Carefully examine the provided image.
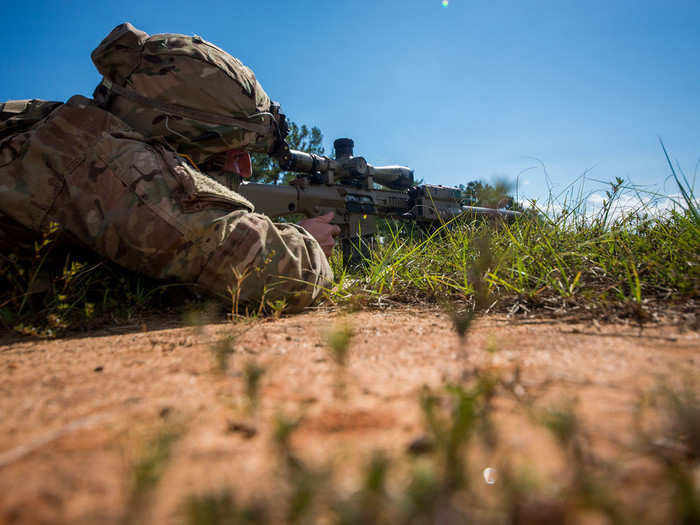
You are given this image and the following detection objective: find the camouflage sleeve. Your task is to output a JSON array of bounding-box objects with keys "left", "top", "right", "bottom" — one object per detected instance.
[
  {"left": 0, "top": 96, "right": 332, "bottom": 312},
  {"left": 195, "top": 212, "right": 332, "bottom": 311}
]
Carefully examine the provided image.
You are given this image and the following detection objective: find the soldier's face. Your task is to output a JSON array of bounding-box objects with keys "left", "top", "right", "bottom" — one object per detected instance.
[{"left": 223, "top": 150, "right": 252, "bottom": 179}]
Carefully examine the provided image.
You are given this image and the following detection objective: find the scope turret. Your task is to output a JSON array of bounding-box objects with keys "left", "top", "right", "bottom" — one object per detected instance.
[{"left": 333, "top": 138, "right": 354, "bottom": 159}]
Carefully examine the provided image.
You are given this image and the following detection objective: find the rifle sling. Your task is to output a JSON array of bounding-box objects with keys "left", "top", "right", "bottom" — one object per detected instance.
[{"left": 100, "top": 79, "right": 271, "bottom": 136}]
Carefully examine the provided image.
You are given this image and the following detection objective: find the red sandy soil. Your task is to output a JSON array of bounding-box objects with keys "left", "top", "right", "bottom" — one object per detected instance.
[{"left": 0, "top": 309, "right": 697, "bottom": 524}]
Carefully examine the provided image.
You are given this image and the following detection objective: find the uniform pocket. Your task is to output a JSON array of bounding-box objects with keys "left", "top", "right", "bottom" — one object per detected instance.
[{"left": 0, "top": 127, "right": 66, "bottom": 231}]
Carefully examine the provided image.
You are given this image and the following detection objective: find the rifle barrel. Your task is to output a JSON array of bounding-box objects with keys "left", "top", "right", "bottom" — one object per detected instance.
[{"left": 461, "top": 205, "right": 521, "bottom": 218}]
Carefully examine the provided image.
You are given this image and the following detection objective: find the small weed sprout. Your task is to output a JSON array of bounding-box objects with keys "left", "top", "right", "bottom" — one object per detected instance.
[
  {"left": 270, "top": 413, "right": 329, "bottom": 524},
  {"left": 125, "top": 427, "right": 181, "bottom": 523},
  {"left": 665, "top": 385, "right": 700, "bottom": 459},
  {"left": 540, "top": 406, "right": 578, "bottom": 447},
  {"left": 325, "top": 322, "right": 354, "bottom": 397},
  {"left": 227, "top": 266, "right": 251, "bottom": 318},
  {"left": 417, "top": 380, "right": 497, "bottom": 498},
  {"left": 244, "top": 362, "right": 265, "bottom": 413},
  {"left": 273, "top": 413, "right": 300, "bottom": 452},
  {"left": 447, "top": 305, "right": 475, "bottom": 342},
  {"left": 443, "top": 232, "right": 495, "bottom": 344},
  {"left": 266, "top": 298, "right": 288, "bottom": 319},
  {"left": 485, "top": 333, "right": 499, "bottom": 353},
  {"left": 334, "top": 453, "right": 391, "bottom": 524},
  {"left": 325, "top": 322, "right": 354, "bottom": 367},
  {"left": 211, "top": 335, "right": 235, "bottom": 373}
]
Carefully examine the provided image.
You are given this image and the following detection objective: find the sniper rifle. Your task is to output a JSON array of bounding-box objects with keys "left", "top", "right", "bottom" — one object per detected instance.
[{"left": 211, "top": 138, "right": 519, "bottom": 262}]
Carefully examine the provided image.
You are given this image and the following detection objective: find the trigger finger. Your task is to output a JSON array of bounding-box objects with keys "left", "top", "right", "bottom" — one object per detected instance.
[{"left": 330, "top": 225, "right": 342, "bottom": 236}]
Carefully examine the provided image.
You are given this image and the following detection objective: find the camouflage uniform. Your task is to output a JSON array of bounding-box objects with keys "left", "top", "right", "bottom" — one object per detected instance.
[{"left": 0, "top": 24, "right": 332, "bottom": 312}]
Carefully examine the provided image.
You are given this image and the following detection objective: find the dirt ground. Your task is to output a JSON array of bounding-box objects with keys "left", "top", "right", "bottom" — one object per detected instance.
[{"left": 0, "top": 309, "right": 698, "bottom": 524}]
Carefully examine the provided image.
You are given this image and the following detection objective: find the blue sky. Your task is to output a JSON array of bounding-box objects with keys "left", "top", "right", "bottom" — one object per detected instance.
[{"left": 2, "top": 0, "right": 698, "bottom": 205}]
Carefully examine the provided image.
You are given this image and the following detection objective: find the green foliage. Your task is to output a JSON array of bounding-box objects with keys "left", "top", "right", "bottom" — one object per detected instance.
[
  {"left": 0, "top": 223, "right": 187, "bottom": 337},
  {"left": 250, "top": 121, "right": 324, "bottom": 184},
  {"left": 460, "top": 178, "right": 521, "bottom": 210}
]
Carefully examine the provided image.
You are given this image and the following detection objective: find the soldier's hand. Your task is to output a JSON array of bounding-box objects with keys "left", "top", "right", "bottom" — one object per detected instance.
[{"left": 299, "top": 212, "right": 341, "bottom": 257}]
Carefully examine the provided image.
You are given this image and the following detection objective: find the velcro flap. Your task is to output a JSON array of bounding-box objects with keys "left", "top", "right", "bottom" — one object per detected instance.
[
  {"left": 173, "top": 161, "right": 254, "bottom": 213},
  {"left": 2, "top": 100, "right": 30, "bottom": 114}
]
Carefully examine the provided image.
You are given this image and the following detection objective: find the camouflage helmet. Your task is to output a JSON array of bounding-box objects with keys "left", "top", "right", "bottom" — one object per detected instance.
[{"left": 91, "top": 23, "right": 285, "bottom": 163}]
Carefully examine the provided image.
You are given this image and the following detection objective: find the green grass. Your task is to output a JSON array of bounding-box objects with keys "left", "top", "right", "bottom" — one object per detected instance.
[{"left": 328, "top": 177, "right": 699, "bottom": 322}]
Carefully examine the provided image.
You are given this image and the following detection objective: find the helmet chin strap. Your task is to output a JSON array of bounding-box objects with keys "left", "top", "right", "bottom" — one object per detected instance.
[{"left": 164, "top": 115, "right": 195, "bottom": 145}]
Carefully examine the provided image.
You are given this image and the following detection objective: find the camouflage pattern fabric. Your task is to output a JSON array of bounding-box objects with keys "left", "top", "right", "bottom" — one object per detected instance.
[
  {"left": 0, "top": 99, "right": 62, "bottom": 140},
  {"left": 0, "top": 96, "right": 332, "bottom": 311},
  {"left": 91, "top": 23, "right": 279, "bottom": 165}
]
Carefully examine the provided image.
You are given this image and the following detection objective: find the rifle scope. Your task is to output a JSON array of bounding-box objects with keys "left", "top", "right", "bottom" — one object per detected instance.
[{"left": 278, "top": 138, "right": 414, "bottom": 191}]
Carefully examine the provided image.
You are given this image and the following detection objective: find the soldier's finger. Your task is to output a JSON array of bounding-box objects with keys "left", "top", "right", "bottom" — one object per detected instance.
[
  {"left": 317, "top": 211, "right": 335, "bottom": 223},
  {"left": 330, "top": 225, "right": 341, "bottom": 236}
]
